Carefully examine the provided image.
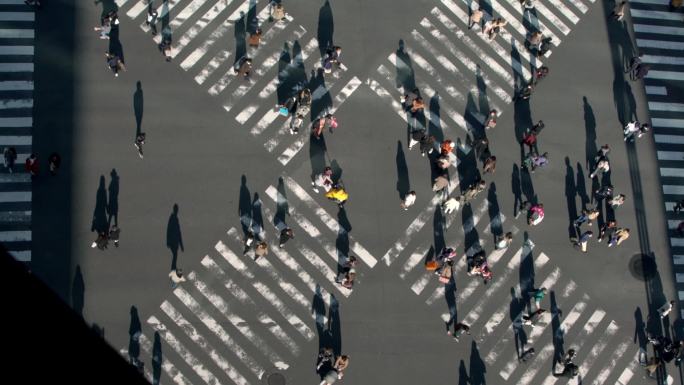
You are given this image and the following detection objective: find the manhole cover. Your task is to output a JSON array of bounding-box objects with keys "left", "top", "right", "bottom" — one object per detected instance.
[
  {"left": 629, "top": 254, "right": 658, "bottom": 281},
  {"left": 267, "top": 373, "right": 286, "bottom": 385}
]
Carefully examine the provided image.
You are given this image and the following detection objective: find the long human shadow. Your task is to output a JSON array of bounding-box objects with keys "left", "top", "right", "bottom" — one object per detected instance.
[
  {"left": 510, "top": 36, "right": 527, "bottom": 92},
  {"left": 310, "top": 68, "right": 332, "bottom": 120},
  {"left": 550, "top": 291, "right": 565, "bottom": 366},
  {"left": 330, "top": 159, "right": 343, "bottom": 185},
  {"left": 72, "top": 265, "right": 85, "bottom": 317},
  {"left": 395, "top": 39, "right": 416, "bottom": 91},
  {"left": 583, "top": 96, "right": 597, "bottom": 171},
  {"left": 428, "top": 94, "right": 444, "bottom": 143},
  {"left": 520, "top": 166, "right": 536, "bottom": 205},
  {"left": 463, "top": 203, "right": 481, "bottom": 254},
  {"left": 487, "top": 182, "right": 503, "bottom": 240},
  {"left": 519, "top": 231, "right": 536, "bottom": 313},
  {"left": 309, "top": 134, "right": 328, "bottom": 182},
  {"left": 92, "top": 175, "right": 109, "bottom": 234},
  {"left": 251, "top": 193, "right": 264, "bottom": 237},
  {"left": 512, "top": 164, "right": 523, "bottom": 218},
  {"left": 239, "top": 175, "right": 252, "bottom": 236},
  {"left": 108, "top": 169, "right": 119, "bottom": 227},
  {"left": 108, "top": 21, "right": 125, "bottom": 62},
  {"left": 275, "top": 42, "right": 292, "bottom": 104},
  {"left": 521, "top": 7, "right": 540, "bottom": 35},
  {"left": 513, "top": 95, "right": 533, "bottom": 143},
  {"left": 335, "top": 227, "right": 349, "bottom": 278},
  {"left": 337, "top": 206, "right": 352, "bottom": 233},
  {"left": 634, "top": 307, "right": 648, "bottom": 352},
  {"left": 134, "top": 81, "right": 143, "bottom": 136},
  {"left": 152, "top": 331, "right": 162, "bottom": 385},
  {"left": 476, "top": 65, "right": 490, "bottom": 121},
  {"left": 445, "top": 275, "right": 458, "bottom": 331},
  {"left": 510, "top": 287, "right": 528, "bottom": 357},
  {"left": 434, "top": 204, "right": 446, "bottom": 254},
  {"left": 396, "top": 141, "right": 410, "bottom": 200},
  {"left": 128, "top": 306, "right": 141, "bottom": 365},
  {"left": 464, "top": 92, "right": 481, "bottom": 139},
  {"left": 457, "top": 137, "right": 480, "bottom": 194},
  {"left": 246, "top": 0, "right": 258, "bottom": 34},
  {"left": 564, "top": 157, "right": 578, "bottom": 239},
  {"left": 458, "top": 360, "right": 469, "bottom": 385},
  {"left": 274, "top": 177, "right": 289, "bottom": 230},
  {"left": 576, "top": 163, "right": 590, "bottom": 214},
  {"left": 312, "top": 285, "right": 327, "bottom": 351},
  {"left": 233, "top": 11, "right": 247, "bottom": 66},
  {"left": 469, "top": 341, "right": 487, "bottom": 385},
  {"left": 329, "top": 295, "right": 342, "bottom": 357},
  {"left": 95, "top": 0, "right": 118, "bottom": 18},
  {"left": 317, "top": 0, "right": 334, "bottom": 57},
  {"left": 160, "top": 0, "right": 171, "bottom": 32},
  {"left": 166, "top": 204, "right": 184, "bottom": 270}
]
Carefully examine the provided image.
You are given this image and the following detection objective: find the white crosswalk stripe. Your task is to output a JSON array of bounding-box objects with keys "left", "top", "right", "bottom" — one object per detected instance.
[{"left": 0, "top": 5, "right": 34, "bottom": 263}]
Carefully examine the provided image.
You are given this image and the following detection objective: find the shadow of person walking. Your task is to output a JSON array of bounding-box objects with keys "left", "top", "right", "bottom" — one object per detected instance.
[
  {"left": 92, "top": 175, "right": 109, "bottom": 234},
  {"left": 134, "top": 81, "right": 143, "bottom": 136},
  {"left": 108, "top": 169, "right": 119, "bottom": 227},
  {"left": 317, "top": 0, "right": 334, "bottom": 57},
  {"left": 72, "top": 265, "right": 85, "bottom": 317},
  {"left": 166, "top": 204, "right": 184, "bottom": 270},
  {"left": 152, "top": 331, "right": 162, "bottom": 385}
]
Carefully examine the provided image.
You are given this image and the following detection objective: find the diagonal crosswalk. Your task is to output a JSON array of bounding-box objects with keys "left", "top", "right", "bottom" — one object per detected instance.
[{"left": 0, "top": 0, "right": 34, "bottom": 262}]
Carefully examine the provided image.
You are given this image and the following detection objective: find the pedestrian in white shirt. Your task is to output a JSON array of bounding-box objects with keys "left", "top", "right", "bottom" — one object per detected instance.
[
  {"left": 169, "top": 269, "right": 186, "bottom": 289},
  {"left": 400, "top": 191, "right": 417, "bottom": 210},
  {"left": 658, "top": 300, "right": 675, "bottom": 319}
]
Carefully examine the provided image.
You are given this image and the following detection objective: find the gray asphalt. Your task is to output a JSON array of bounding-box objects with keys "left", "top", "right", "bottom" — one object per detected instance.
[{"left": 26, "top": 0, "right": 683, "bottom": 384}]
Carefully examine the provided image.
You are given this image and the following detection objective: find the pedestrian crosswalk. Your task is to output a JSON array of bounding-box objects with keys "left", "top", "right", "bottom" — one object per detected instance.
[
  {"left": 116, "top": 0, "right": 360, "bottom": 167},
  {"left": 0, "top": 0, "right": 34, "bottom": 262},
  {"left": 120, "top": 174, "right": 648, "bottom": 385},
  {"left": 628, "top": 0, "right": 684, "bottom": 320}
]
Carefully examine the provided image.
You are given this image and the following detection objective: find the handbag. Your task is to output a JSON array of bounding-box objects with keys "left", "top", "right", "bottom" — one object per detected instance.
[
  {"left": 438, "top": 275, "right": 450, "bottom": 284},
  {"left": 425, "top": 260, "right": 438, "bottom": 271}
]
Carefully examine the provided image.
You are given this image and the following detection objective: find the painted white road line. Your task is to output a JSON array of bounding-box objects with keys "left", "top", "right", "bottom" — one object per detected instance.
[
  {"left": 200, "top": 255, "right": 300, "bottom": 354},
  {"left": 646, "top": 70, "right": 684, "bottom": 82},
  {"left": 643, "top": 55, "right": 684, "bottom": 66},
  {"left": 126, "top": 0, "right": 150, "bottom": 19},
  {"left": 0, "top": 81, "right": 33, "bottom": 91},
  {"left": 653, "top": 117, "right": 684, "bottom": 127},
  {"left": 277, "top": 77, "right": 363, "bottom": 164},
  {"left": 0, "top": 12, "right": 34, "bottom": 21},
  {"left": 194, "top": 50, "right": 232, "bottom": 84},
  {"left": 0, "top": 191, "right": 31, "bottom": 202},
  {"left": 0, "top": 231, "right": 30, "bottom": 242},
  {"left": 283, "top": 177, "right": 378, "bottom": 267},
  {"left": 0, "top": 173, "right": 31, "bottom": 183},
  {"left": 137, "top": 332, "right": 194, "bottom": 385},
  {"left": 0, "top": 134, "right": 32, "bottom": 144},
  {"left": 412, "top": 28, "right": 511, "bottom": 103},
  {"left": 637, "top": 38, "right": 684, "bottom": 51},
  {"left": 262, "top": 187, "right": 342, "bottom": 264},
  {"left": 216, "top": 238, "right": 316, "bottom": 340},
  {"left": 367, "top": 76, "right": 410, "bottom": 123},
  {"left": 0, "top": 0, "right": 30, "bottom": 4},
  {"left": 533, "top": 1, "right": 571, "bottom": 35},
  {"left": 645, "top": 85, "right": 667, "bottom": 95},
  {"left": 147, "top": 316, "right": 223, "bottom": 385},
  {"left": 118, "top": 348, "right": 155, "bottom": 383},
  {"left": 172, "top": 0, "right": 236, "bottom": 57},
  {"left": 627, "top": 0, "right": 663, "bottom": 3},
  {"left": 668, "top": 220, "right": 684, "bottom": 230},
  {"left": 422, "top": 17, "right": 515, "bottom": 89},
  {"left": 0, "top": 99, "right": 32, "bottom": 109},
  {"left": 649, "top": 102, "right": 684, "bottom": 112},
  {"left": 188, "top": 272, "right": 288, "bottom": 368},
  {"left": 0, "top": 29, "right": 34, "bottom": 38},
  {"left": 255, "top": 38, "right": 320, "bottom": 101},
  {"left": 634, "top": 24, "right": 684, "bottom": 36},
  {"left": 0, "top": 46, "right": 33, "bottom": 55},
  {"left": 677, "top": 273, "right": 684, "bottom": 283},
  {"left": 549, "top": 0, "right": 581, "bottom": 23},
  {"left": 661, "top": 168, "right": 684, "bottom": 178},
  {"left": 170, "top": 288, "right": 266, "bottom": 380},
  {"left": 179, "top": 0, "right": 252, "bottom": 70},
  {"left": 657, "top": 151, "right": 684, "bottom": 161},
  {"left": 591, "top": 341, "right": 631, "bottom": 385},
  {"left": 0, "top": 63, "right": 33, "bottom": 72},
  {"left": 0, "top": 117, "right": 32, "bottom": 127},
  {"left": 672, "top": 238, "right": 684, "bottom": 247},
  {"left": 674, "top": 254, "right": 684, "bottom": 265},
  {"left": 10, "top": 250, "right": 30, "bottom": 261},
  {"left": 504, "top": 0, "right": 562, "bottom": 46},
  {"left": 655, "top": 134, "right": 684, "bottom": 144},
  {"left": 149, "top": 0, "right": 207, "bottom": 44},
  {"left": 397, "top": 44, "right": 465, "bottom": 103},
  {"left": 434, "top": 5, "right": 532, "bottom": 80},
  {"left": 140, "top": 0, "right": 181, "bottom": 33}
]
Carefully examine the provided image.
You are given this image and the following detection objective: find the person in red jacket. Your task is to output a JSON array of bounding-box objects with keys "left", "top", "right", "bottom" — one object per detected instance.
[{"left": 25, "top": 153, "right": 39, "bottom": 176}]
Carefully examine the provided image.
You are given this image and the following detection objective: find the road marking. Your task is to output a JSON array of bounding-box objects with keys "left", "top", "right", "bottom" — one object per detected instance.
[
  {"left": 661, "top": 168, "right": 684, "bottom": 178},
  {"left": 126, "top": 0, "right": 150, "bottom": 19},
  {"left": 631, "top": 8, "right": 684, "bottom": 21},
  {"left": 649, "top": 102, "right": 684, "bottom": 112},
  {"left": 172, "top": 0, "right": 236, "bottom": 57},
  {"left": 10, "top": 250, "right": 30, "bottom": 261},
  {"left": 200, "top": 255, "right": 300, "bottom": 354},
  {"left": 149, "top": 0, "right": 207, "bottom": 43},
  {"left": 216, "top": 238, "right": 316, "bottom": 339},
  {"left": 645, "top": 85, "right": 667, "bottom": 95},
  {"left": 170, "top": 288, "right": 266, "bottom": 379},
  {"left": 139, "top": 332, "right": 194, "bottom": 385},
  {"left": 655, "top": 134, "right": 684, "bottom": 144},
  {"left": 637, "top": 38, "right": 684, "bottom": 51},
  {"left": 498, "top": 0, "right": 561, "bottom": 46},
  {"left": 0, "top": 63, "right": 33, "bottom": 72},
  {"left": 674, "top": 254, "right": 684, "bottom": 265},
  {"left": 189, "top": 273, "right": 289, "bottom": 368},
  {"left": 634, "top": 24, "right": 684, "bottom": 36},
  {"left": 147, "top": 315, "right": 227, "bottom": 385},
  {"left": 0, "top": 12, "right": 34, "bottom": 21},
  {"left": 0, "top": 29, "right": 34, "bottom": 38},
  {"left": 0, "top": 231, "right": 30, "bottom": 242},
  {"left": 0, "top": 117, "right": 31, "bottom": 127},
  {"left": 0, "top": 46, "right": 33, "bottom": 55},
  {"left": 591, "top": 341, "right": 631, "bottom": 385},
  {"left": 657, "top": 151, "right": 684, "bottom": 161},
  {"left": 0, "top": 99, "right": 32, "bottom": 109},
  {"left": 0, "top": 191, "right": 31, "bottom": 202},
  {"left": 283, "top": 177, "right": 378, "bottom": 267},
  {"left": 0, "top": 81, "right": 33, "bottom": 91},
  {"left": 647, "top": 70, "right": 684, "bottom": 82}
]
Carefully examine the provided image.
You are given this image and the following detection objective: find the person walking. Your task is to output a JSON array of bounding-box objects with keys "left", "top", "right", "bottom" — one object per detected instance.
[
  {"left": 609, "top": 1, "right": 627, "bottom": 21},
  {"left": 25, "top": 153, "right": 39, "bottom": 176},
  {"left": 634, "top": 63, "right": 651, "bottom": 80},
  {"left": 658, "top": 300, "right": 676, "bottom": 319},
  {"left": 598, "top": 220, "right": 617, "bottom": 243},
  {"left": 609, "top": 194, "right": 626, "bottom": 209},
  {"left": 527, "top": 203, "right": 545, "bottom": 226},
  {"left": 626, "top": 53, "right": 643, "bottom": 80},
  {"left": 48, "top": 152, "right": 61, "bottom": 175},
  {"left": 571, "top": 230, "right": 593, "bottom": 253},
  {"left": 169, "top": 269, "right": 186, "bottom": 289},
  {"left": 468, "top": 3, "right": 484, "bottom": 30},
  {"left": 109, "top": 225, "right": 121, "bottom": 247},
  {"left": 332, "top": 355, "right": 349, "bottom": 379},
  {"left": 448, "top": 322, "right": 471, "bottom": 341},
  {"left": 443, "top": 196, "right": 460, "bottom": 214},
  {"left": 608, "top": 228, "right": 630, "bottom": 247},
  {"left": 590, "top": 157, "right": 610, "bottom": 179},
  {"left": 254, "top": 241, "right": 268, "bottom": 261},
  {"left": 400, "top": 191, "right": 417, "bottom": 210},
  {"left": 269, "top": 2, "right": 286, "bottom": 22},
  {"left": 522, "top": 308, "right": 546, "bottom": 328},
  {"left": 483, "top": 155, "right": 497, "bottom": 174},
  {"left": 106, "top": 52, "right": 125, "bottom": 77},
  {"left": 3, "top": 147, "right": 17, "bottom": 173},
  {"left": 432, "top": 175, "right": 450, "bottom": 197},
  {"left": 528, "top": 287, "right": 547, "bottom": 311},
  {"left": 235, "top": 57, "right": 253, "bottom": 80},
  {"left": 675, "top": 200, "right": 684, "bottom": 214},
  {"left": 644, "top": 357, "right": 662, "bottom": 378},
  {"left": 460, "top": 179, "right": 486, "bottom": 204},
  {"left": 312, "top": 167, "right": 334, "bottom": 193},
  {"left": 146, "top": 4, "right": 158, "bottom": 35},
  {"left": 94, "top": 17, "right": 112, "bottom": 40},
  {"left": 484, "top": 109, "right": 497, "bottom": 130},
  {"left": 279, "top": 228, "right": 294, "bottom": 248},
  {"left": 325, "top": 186, "right": 349, "bottom": 207},
  {"left": 574, "top": 208, "right": 599, "bottom": 227},
  {"left": 134, "top": 133, "right": 146, "bottom": 158},
  {"left": 495, "top": 232, "right": 513, "bottom": 250},
  {"left": 91, "top": 231, "right": 109, "bottom": 250}
]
